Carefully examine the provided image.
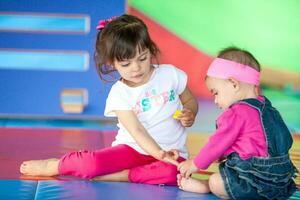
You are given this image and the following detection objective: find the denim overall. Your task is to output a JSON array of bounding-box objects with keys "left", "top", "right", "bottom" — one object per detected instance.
[{"left": 219, "top": 96, "right": 298, "bottom": 200}]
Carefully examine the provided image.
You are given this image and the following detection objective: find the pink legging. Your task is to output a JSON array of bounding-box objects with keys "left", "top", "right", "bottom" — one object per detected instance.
[{"left": 58, "top": 144, "right": 185, "bottom": 185}]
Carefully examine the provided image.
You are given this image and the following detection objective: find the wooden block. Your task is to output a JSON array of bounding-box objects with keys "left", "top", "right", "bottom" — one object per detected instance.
[{"left": 60, "top": 88, "right": 88, "bottom": 114}]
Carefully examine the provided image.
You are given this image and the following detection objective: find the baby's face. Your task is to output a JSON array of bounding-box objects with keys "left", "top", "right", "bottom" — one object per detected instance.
[{"left": 205, "top": 77, "right": 239, "bottom": 110}]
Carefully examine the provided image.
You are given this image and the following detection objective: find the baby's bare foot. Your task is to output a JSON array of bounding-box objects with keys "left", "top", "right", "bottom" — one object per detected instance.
[
  {"left": 177, "top": 174, "right": 210, "bottom": 193},
  {"left": 20, "top": 158, "right": 59, "bottom": 176}
]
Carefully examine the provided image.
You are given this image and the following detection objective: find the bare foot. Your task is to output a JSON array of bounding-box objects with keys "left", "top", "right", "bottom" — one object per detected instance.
[
  {"left": 20, "top": 158, "right": 59, "bottom": 176},
  {"left": 177, "top": 174, "right": 210, "bottom": 193}
]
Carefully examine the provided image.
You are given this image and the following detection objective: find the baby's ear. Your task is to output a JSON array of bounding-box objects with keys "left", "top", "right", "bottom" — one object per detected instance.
[{"left": 228, "top": 77, "right": 240, "bottom": 90}]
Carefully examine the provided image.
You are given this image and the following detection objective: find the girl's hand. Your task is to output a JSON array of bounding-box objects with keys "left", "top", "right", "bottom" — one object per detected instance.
[
  {"left": 177, "top": 108, "right": 196, "bottom": 127},
  {"left": 158, "top": 149, "right": 179, "bottom": 166},
  {"left": 178, "top": 159, "right": 198, "bottom": 178}
]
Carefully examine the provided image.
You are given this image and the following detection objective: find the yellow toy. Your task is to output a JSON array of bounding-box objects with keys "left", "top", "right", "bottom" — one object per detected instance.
[{"left": 173, "top": 110, "right": 182, "bottom": 119}]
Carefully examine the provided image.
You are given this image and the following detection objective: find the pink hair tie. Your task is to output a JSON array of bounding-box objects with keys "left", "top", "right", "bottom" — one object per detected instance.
[
  {"left": 96, "top": 16, "right": 118, "bottom": 30},
  {"left": 207, "top": 58, "right": 260, "bottom": 86}
]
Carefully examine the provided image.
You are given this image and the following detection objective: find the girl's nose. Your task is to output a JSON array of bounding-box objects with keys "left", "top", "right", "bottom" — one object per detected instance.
[{"left": 132, "top": 62, "right": 141, "bottom": 71}]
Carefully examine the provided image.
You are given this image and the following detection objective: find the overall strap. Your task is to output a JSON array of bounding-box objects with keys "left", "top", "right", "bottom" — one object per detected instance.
[
  {"left": 233, "top": 96, "right": 265, "bottom": 111},
  {"left": 236, "top": 96, "right": 292, "bottom": 157}
]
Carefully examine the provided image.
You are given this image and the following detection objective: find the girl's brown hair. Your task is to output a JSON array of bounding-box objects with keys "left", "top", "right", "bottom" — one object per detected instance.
[{"left": 94, "top": 14, "right": 160, "bottom": 80}]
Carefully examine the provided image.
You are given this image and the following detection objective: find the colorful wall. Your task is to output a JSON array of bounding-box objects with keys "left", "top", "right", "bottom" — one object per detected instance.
[
  {"left": 0, "top": 0, "right": 299, "bottom": 129},
  {"left": 0, "top": 0, "right": 125, "bottom": 118},
  {"left": 128, "top": 0, "right": 300, "bottom": 98}
]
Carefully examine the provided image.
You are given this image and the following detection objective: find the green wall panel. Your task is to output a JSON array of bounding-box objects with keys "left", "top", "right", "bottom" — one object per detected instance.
[{"left": 129, "top": 0, "right": 300, "bottom": 73}]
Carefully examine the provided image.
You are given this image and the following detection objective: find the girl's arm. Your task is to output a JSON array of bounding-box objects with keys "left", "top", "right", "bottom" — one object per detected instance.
[
  {"left": 178, "top": 87, "right": 198, "bottom": 127},
  {"left": 115, "top": 110, "right": 178, "bottom": 164},
  {"left": 178, "top": 109, "right": 241, "bottom": 177},
  {"left": 179, "top": 86, "right": 198, "bottom": 115}
]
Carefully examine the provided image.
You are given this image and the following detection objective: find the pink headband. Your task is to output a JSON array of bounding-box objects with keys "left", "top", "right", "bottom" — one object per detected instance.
[
  {"left": 96, "top": 16, "right": 118, "bottom": 30},
  {"left": 207, "top": 58, "right": 260, "bottom": 86}
]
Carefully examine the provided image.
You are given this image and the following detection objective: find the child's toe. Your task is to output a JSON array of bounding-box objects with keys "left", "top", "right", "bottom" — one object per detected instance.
[
  {"left": 20, "top": 166, "right": 25, "bottom": 173},
  {"left": 20, "top": 163, "right": 28, "bottom": 173}
]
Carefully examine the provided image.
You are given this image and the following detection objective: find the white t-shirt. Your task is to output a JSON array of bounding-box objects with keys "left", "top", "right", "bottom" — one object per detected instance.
[{"left": 104, "top": 64, "right": 188, "bottom": 158}]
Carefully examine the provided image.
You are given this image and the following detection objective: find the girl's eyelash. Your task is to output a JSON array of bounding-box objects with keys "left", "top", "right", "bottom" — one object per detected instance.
[
  {"left": 121, "top": 63, "right": 130, "bottom": 67},
  {"left": 119, "top": 56, "right": 146, "bottom": 66}
]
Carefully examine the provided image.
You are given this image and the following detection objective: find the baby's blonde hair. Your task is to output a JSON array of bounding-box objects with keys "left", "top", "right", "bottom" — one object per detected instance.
[{"left": 217, "top": 47, "right": 261, "bottom": 72}]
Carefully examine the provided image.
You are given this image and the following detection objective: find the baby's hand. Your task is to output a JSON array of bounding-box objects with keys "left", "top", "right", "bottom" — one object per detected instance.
[
  {"left": 175, "top": 108, "right": 196, "bottom": 127},
  {"left": 178, "top": 159, "right": 198, "bottom": 178},
  {"left": 159, "top": 149, "right": 179, "bottom": 166}
]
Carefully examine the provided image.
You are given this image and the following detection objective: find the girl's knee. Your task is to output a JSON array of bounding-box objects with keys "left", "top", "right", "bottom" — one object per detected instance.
[
  {"left": 157, "top": 162, "right": 178, "bottom": 183},
  {"left": 165, "top": 163, "right": 178, "bottom": 176},
  {"left": 208, "top": 173, "right": 219, "bottom": 189},
  {"left": 209, "top": 173, "right": 229, "bottom": 199},
  {"left": 163, "top": 165, "right": 178, "bottom": 184},
  {"left": 129, "top": 162, "right": 178, "bottom": 185}
]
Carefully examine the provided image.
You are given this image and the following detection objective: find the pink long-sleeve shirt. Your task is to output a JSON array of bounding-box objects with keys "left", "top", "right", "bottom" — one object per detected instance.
[{"left": 193, "top": 101, "right": 268, "bottom": 170}]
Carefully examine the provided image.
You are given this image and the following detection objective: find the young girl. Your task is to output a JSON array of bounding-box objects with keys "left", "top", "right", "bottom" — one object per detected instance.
[
  {"left": 20, "top": 14, "right": 198, "bottom": 185},
  {"left": 177, "top": 47, "right": 298, "bottom": 199}
]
